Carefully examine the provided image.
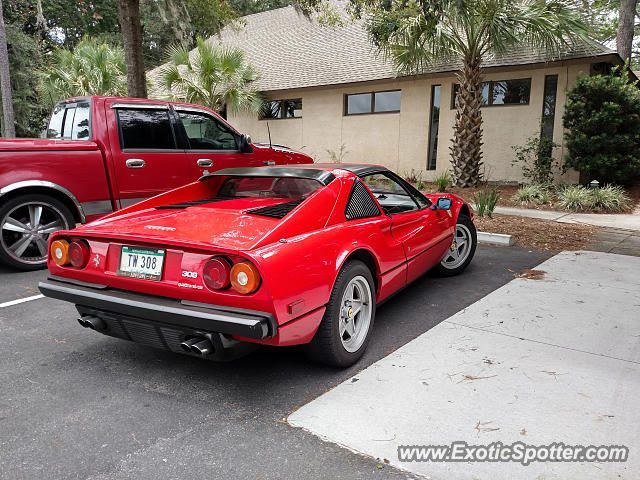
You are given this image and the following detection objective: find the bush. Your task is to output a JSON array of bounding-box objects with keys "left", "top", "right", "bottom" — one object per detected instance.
[
  {"left": 473, "top": 187, "right": 500, "bottom": 217},
  {"left": 434, "top": 170, "right": 453, "bottom": 192},
  {"left": 512, "top": 185, "right": 550, "bottom": 204},
  {"left": 590, "top": 185, "right": 632, "bottom": 212},
  {"left": 558, "top": 186, "right": 592, "bottom": 211},
  {"left": 512, "top": 134, "right": 559, "bottom": 185},
  {"left": 403, "top": 168, "right": 422, "bottom": 184},
  {"left": 563, "top": 69, "right": 640, "bottom": 184}
]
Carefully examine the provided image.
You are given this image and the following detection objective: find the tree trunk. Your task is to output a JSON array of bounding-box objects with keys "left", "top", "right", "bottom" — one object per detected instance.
[
  {"left": 450, "top": 57, "right": 483, "bottom": 187},
  {"left": 119, "top": 0, "right": 147, "bottom": 98},
  {"left": 0, "top": 0, "right": 15, "bottom": 138},
  {"left": 617, "top": 0, "right": 637, "bottom": 62}
]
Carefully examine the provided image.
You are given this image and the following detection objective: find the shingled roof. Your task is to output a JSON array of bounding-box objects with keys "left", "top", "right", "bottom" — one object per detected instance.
[{"left": 150, "top": 3, "right": 617, "bottom": 93}]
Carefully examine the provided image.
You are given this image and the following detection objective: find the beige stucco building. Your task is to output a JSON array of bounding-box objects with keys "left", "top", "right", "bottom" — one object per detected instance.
[{"left": 158, "top": 4, "right": 627, "bottom": 184}]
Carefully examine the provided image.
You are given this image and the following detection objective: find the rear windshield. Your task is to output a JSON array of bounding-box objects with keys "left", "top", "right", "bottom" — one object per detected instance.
[{"left": 218, "top": 176, "right": 322, "bottom": 200}]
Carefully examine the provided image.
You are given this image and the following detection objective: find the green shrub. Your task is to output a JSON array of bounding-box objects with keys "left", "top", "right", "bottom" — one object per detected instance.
[
  {"left": 473, "top": 187, "right": 500, "bottom": 217},
  {"left": 512, "top": 185, "right": 550, "bottom": 204},
  {"left": 511, "top": 134, "right": 559, "bottom": 185},
  {"left": 590, "top": 185, "right": 632, "bottom": 212},
  {"left": 434, "top": 170, "right": 453, "bottom": 192},
  {"left": 558, "top": 186, "right": 592, "bottom": 211},
  {"left": 563, "top": 69, "right": 640, "bottom": 184},
  {"left": 403, "top": 168, "right": 422, "bottom": 184}
]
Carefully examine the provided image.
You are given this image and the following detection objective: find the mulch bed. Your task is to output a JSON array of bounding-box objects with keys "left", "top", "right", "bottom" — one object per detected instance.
[
  {"left": 473, "top": 214, "right": 600, "bottom": 251},
  {"left": 418, "top": 183, "right": 640, "bottom": 214}
]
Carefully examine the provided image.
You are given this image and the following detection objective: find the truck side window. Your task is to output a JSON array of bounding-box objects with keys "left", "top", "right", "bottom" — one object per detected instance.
[
  {"left": 177, "top": 111, "right": 238, "bottom": 151},
  {"left": 71, "top": 102, "right": 91, "bottom": 140},
  {"left": 117, "top": 109, "right": 176, "bottom": 150},
  {"left": 47, "top": 105, "right": 65, "bottom": 139}
]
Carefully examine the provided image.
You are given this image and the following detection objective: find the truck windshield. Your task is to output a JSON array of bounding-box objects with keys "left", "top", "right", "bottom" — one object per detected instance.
[{"left": 47, "top": 101, "right": 91, "bottom": 140}]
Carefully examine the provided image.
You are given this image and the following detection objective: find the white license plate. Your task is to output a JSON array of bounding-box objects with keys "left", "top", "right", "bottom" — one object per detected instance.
[{"left": 117, "top": 246, "right": 165, "bottom": 280}]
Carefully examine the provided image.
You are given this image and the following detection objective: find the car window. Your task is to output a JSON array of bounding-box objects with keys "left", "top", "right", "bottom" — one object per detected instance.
[
  {"left": 47, "top": 104, "right": 65, "bottom": 139},
  {"left": 71, "top": 102, "right": 91, "bottom": 140},
  {"left": 361, "top": 173, "right": 419, "bottom": 215},
  {"left": 218, "top": 177, "right": 322, "bottom": 199},
  {"left": 178, "top": 111, "right": 237, "bottom": 150},
  {"left": 117, "top": 108, "right": 176, "bottom": 150}
]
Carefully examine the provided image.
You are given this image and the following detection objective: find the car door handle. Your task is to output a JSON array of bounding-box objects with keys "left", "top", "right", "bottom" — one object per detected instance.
[
  {"left": 197, "top": 158, "right": 213, "bottom": 168},
  {"left": 126, "top": 159, "right": 146, "bottom": 169},
  {"left": 263, "top": 160, "right": 276, "bottom": 166}
]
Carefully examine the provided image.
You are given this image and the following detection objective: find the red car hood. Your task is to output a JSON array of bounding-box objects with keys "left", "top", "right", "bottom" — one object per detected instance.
[
  {"left": 0, "top": 138, "right": 99, "bottom": 151},
  {"left": 80, "top": 198, "right": 285, "bottom": 251}
]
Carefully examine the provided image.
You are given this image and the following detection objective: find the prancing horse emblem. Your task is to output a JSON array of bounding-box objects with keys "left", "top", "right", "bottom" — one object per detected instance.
[{"left": 93, "top": 254, "right": 100, "bottom": 267}]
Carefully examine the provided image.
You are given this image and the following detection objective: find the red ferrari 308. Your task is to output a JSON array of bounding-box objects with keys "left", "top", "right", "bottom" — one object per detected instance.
[{"left": 39, "top": 164, "right": 476, "bottom": 367}]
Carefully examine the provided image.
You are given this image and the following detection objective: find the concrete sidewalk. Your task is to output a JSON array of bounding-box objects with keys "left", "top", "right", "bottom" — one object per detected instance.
[
  {"left": 488, "top": 205, "right": 640, "bottom": 231},
  {"left": 288, "top": 251, "right": 640, "bottom": 480}
]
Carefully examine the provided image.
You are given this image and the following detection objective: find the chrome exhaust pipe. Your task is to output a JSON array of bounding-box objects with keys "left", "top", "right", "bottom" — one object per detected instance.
[
  {"left": 180, "top": 337, "right": 199, "bottom": 353},
  {"left": 191, "top": 339, "right": 214, "bottom": 356},
  {"left": 80, "top": 315, "right": 106, "bottom": 331}
]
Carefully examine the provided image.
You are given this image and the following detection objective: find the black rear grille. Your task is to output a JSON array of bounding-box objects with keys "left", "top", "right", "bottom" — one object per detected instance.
[
  {"left": 246, "top": 200, "right": 302, "bottom": 219},
  {"left": 345, "top": 181, "right": 382, "bottom": 220},
  {"left": 155, "top": 197, "right": 234, "bottom": 209}
]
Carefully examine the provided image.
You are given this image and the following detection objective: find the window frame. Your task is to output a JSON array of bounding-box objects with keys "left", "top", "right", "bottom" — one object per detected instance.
[
  {"left": 344, "top": 89, "right": 402, "bottom": 116},
  {"left": 115, "top": 106, "right": 181, "bottom": 153},
  {"left": 47, "top": 98, "right": 93, "bottom": 140},
  {"left": 259, "top": 98, "right": 303, "bottom": 120},
  {"left": 175, "top": 107, "right": 240, "bottom": 153},
  {"left": 451, "top": 78, "right": 531, "bottom": 109},
  {"left": 359, "top": 170, "right": 431, "bottom": 216}
]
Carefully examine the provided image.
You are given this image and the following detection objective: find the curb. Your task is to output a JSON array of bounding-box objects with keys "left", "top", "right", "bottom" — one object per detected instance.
[{"left": 478, "top": 231, "right": 515, "bottom": 246}]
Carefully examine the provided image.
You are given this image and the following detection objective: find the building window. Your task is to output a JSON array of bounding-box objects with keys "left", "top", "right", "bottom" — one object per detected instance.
[
  {"left": 260, "top": 99, "right": 302, "bottom": 119},
  {"left": 427, "top": 85, "right": 441, "bottom": 171},
  {"left": 345, "top": 90, "right": 401, "bottom": 115},
  {"left": 541, "top": 74, "right": 558, "bottom": 142},
  {"left": 452, "top": 78, "right": 531, "bottom": 108}
]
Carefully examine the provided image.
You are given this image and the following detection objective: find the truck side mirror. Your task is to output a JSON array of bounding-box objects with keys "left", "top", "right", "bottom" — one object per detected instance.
[{"left": 239, "top": 134, "right": 253, "bottom": 153}]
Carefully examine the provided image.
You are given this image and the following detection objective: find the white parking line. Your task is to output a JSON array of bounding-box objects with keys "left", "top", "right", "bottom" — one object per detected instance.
[{"left": 0, "top": 294, "right": 44, "bottom": 308}]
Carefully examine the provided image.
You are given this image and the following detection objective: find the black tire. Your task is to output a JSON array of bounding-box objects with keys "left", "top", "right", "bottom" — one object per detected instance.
[
  {"left": 435, "top": 214, "right": 477, "bottom": 277},
  {"left": 303, "top": 260, "right": 376, "bottom": 368},
  {"left": 0, "top": 194, "right": 75, "bottom": 271}
]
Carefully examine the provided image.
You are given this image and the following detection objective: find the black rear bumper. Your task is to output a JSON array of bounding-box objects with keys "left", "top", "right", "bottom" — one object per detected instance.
[{"left": 38, "top": 276, "right": 276, "bottom": 340}]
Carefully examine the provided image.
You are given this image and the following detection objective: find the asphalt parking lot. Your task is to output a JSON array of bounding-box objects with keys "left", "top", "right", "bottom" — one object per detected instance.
[{"left": 0, "top": 245, "right": 552, "bottom": 480}]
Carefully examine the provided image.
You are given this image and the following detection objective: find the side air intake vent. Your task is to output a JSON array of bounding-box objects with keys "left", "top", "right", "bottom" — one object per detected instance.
[
  {"left": 345, "top": 181, "right": 382, "bottom": 220},
  {"left": 156, "top": 197, "right": 234, "bottom": 209},
  {"left": 247, "top": 200, "right": 302, "bottom": 219}
]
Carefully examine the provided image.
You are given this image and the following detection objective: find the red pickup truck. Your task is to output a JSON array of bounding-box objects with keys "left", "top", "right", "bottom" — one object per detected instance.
[{"left": 0, "top": 96, "right": 313, "bottom": 270}]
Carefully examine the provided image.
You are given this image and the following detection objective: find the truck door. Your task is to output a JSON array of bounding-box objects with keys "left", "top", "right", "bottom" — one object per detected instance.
[
  {"left": 108, "top": 103, "right": 191, "bottom": 208},
  {"left": 173, "top": 106, "right": 261, "bottom": 177}
]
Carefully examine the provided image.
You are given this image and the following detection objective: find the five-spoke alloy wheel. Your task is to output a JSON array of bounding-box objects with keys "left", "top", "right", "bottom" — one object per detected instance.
[
  {"left": 304, "top": 260, "right": 376, "bottom": 367},
  {"left": 0, "top": 194, "right": 74, "bottom": 270},
  {"left": 437, "top": 214, "right": 477, "bottom": 276}
]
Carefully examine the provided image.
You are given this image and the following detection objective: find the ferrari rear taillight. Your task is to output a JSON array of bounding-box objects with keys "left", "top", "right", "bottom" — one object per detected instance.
[
  {"left": 50, "top": 239, "right": 70, "bottom": 266},
  {"left": 230, "top": 261, "right": 261, "bottom": 295},
  {"left": 203, "top": 256, "right": 232, "bottom": 290},
  {"left": 68, "top": 240, "right": 90, "bottom": 268}
]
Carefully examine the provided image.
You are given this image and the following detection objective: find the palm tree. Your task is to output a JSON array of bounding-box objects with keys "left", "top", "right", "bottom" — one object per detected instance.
[
  {"left": 380, "top": 0, "right": 588, "bottom": 187},
  {"left": 38, "top": 37, "right": 127, "bottom": 108},
  {"left": 159, "top": 36, "right": 263, "bottom": 114}
]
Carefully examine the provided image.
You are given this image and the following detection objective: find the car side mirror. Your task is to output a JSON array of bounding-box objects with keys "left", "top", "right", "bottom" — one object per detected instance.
[
  {"left": 431, "top": 198, "right": 452, "bottom": 210},
  {"left": 239, "top": 134, "right": 253, "bottom": 153}
]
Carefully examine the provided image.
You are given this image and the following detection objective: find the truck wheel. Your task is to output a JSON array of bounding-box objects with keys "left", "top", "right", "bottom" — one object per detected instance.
[
  {"left": 303, "top": 260, "right": 376, "bottom": 368},
  {"left": 0, "top": 194, "right": 75, "bottom": 271}
]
